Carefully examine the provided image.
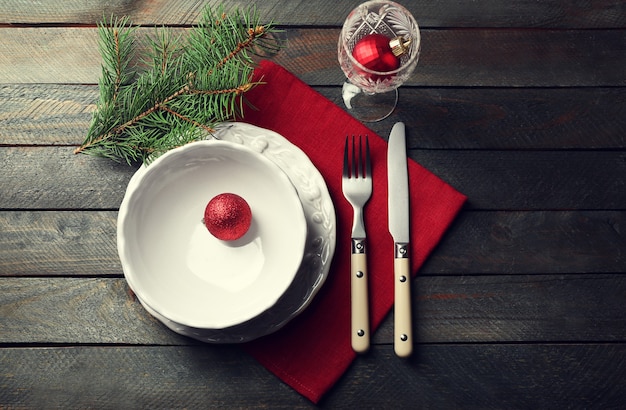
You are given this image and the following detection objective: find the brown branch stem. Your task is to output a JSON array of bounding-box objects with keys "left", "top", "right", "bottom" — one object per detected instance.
[
  {"left": 211, "top": 25, "right": 266, "bottom": 75},
  {"left": 190, "top": 82, "right": 255, "bottom": 96},
  {"left": 160, "top": 106, "right": 215, "bottom": 133}
]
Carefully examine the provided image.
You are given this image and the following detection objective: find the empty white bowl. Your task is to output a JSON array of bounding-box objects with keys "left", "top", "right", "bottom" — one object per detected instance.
[{"left": 118, "top": 140, "right": 307, "bottom": 329}]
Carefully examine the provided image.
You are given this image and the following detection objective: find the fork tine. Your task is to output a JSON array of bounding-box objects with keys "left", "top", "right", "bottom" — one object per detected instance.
[
  {"left": 365, "top": 135, "right": 371, "bottom": 178},
  {"left": 357, "top": 135, "right": 363, "bottom": 178},
  {"left": 343, "top": 136, "right": 350, "bottom": 178},
  {"left": 344, "top": 135, "right": 371, "bottom": 179},
  {"left": 351, "top": 135, "right": 357, "bottom": 178}
]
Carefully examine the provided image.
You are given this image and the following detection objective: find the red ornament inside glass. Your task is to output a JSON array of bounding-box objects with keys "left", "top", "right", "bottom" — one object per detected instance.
[{"left": 352, "top": 33, "right": 400, "bottom": 75}]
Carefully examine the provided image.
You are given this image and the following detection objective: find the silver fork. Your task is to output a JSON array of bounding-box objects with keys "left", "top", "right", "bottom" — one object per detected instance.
[{"left": 342, "top": 135, "right": 373, "bottom": 353}]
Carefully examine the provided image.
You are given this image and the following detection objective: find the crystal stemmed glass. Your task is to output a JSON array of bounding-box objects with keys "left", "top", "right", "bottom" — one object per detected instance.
[{"left": 338, "top": 1, "right": 421, "bottom": 122}]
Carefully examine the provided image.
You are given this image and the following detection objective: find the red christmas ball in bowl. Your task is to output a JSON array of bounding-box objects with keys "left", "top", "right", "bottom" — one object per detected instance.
[{"left": 204, "top": 193, "right": 252, "bottom": 241}]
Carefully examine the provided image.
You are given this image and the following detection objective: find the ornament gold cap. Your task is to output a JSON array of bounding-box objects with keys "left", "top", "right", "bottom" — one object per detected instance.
[{"left": 389, "top": 36, "right": 411, "bottom": 57}]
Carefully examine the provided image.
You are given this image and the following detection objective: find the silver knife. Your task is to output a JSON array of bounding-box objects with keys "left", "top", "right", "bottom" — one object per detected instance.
[{"left": 387, "top": 122, "right": 413, "bottom": 358}]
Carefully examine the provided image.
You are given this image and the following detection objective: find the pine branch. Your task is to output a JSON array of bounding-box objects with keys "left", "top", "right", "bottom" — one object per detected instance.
[{"left": 75, "top": 5, "right": 281, "bottom": 164}]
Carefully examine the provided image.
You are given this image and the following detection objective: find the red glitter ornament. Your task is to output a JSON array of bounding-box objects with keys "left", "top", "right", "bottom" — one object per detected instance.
[
  {"left": 352, "top": 33, "right": 400, "bottom": 74},
  {"left": 204, "top": 193, "right": 252, "bottom": 241}
]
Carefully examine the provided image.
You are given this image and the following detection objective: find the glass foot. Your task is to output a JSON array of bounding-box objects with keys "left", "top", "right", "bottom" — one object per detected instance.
[{"left": 342, "top": 82, "right": 398, "bottom": 122}]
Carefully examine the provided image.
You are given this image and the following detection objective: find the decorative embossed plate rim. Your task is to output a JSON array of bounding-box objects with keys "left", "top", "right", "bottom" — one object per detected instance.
[{"left": 131, "top": 122, "right": 336, "bottom": 343}]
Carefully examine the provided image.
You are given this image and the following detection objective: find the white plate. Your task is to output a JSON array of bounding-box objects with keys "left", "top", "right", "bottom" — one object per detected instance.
[
  {"left": 118, "top": 139, "right": 307, "bottom": 329},
  {"left": 119, "top": 122, "right": 336, "bottom": 342}
]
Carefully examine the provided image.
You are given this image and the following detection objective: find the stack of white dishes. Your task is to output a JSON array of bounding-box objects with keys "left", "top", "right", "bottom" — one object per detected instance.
[{"left": 117, "top": 123, "right": 336, "bottom": 342}]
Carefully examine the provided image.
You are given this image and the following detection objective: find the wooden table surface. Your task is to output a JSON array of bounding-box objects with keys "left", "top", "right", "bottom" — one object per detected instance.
[{"left": 2, "top": 1, "right": 625, "bottom": 408}]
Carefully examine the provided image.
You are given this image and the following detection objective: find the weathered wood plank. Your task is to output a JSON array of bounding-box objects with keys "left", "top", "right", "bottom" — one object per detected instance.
[
  {"left": 326, "top": 344, "right": 626, "bottom": 408},
  {"left": 0, "top": 146, "right": 135, "bottom": 210},
  {"left": 2, "top": 84, "right": 625, "bottom": 150},
  {"left": 0, "top": 84, "right": 97, "bottom": 144},
  {"left": 410, "top": 150, "right": 626, "bottom": 211},
  {"left": 1, "top": 210, "right": 624, "bottom": 277},
  {"left": 1, "top": 27, "right": 625, "bottom": 87},
  {"left": 395, "top": 87, "right": 626, "bottom": 150},
  {"left": 381, "top": 273, "right": 626, "bottom": 344},
  {"left": 0, "top": 211, "right": 120, "bottom": 276},
  {"left": 422, "top": 210, "right": 626, "bottom": 275},
  {"left": 1, "top": 344, "right": 625, "bottom": 408},
  {"left": 0, "top": 278, "right": 186, "bottom": 345},
  {"left": 1, "top": 0, "right": 624, "bottom": 28},
  {"left": 0, "top": 345, "right": 312, "bottom": 409},
  {"left": 2, "top": 146, "right": 624, "bottom": 210},
  {"left": 2, "top": 275, "right": 625, "bottom": 344},
  {"left": 0, "top": 27, "right": 100, "bottom": 84}
]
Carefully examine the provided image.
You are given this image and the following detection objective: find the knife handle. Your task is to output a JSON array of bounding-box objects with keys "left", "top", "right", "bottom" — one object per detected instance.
[
  {"left": 394, "top": 246, "right": 413, "bottom": 357},
  {"left": 351, "top": 239, "right": 370, "bottom": 353}
]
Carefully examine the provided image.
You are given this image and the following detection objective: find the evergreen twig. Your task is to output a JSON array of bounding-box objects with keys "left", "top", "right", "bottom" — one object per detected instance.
[{"left": 75, "top": 6, "right": 281, "bottom": 164}]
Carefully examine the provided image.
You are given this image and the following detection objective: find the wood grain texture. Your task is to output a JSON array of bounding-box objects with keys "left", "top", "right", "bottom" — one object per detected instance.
[
  {"left": 2, "top": 85, "right": 625, "bottom": 150},
  {"left": 1, "top": 0, "right": 625, "bottom": 407},
  {"left": 1, "top": 27, "right": 625, "bottom": 86},
  {"left": 0, "top": 211, "right": 120, "bottom": 276},
  {"left": 1, "top": 211, "right": 624, "bottom": 277},
  {"left": 410, "top": 150, "right": 626, "bottom": 210},
  {"left": 0, "top": 84, "right": 97, "bottom": 144},
  {"left": 2, "top": 275, "right": 625, "bottom": 344},
  {"left": 0, "top": 27, "right": 100, "bottom": 83},
  {"left": 326, "top": 344, "right": 626, "bottom": 409},
  {"left": 0, "top": 278, "right": 185, "bottom": 344},
  {"left": 1, "top": 345, "right": 625, "bottom": 408},
  {"left": 422, "top": 210, "right": 626, "bottom": 275},
  {"left": 1, "top": 0, "right": 624, "bottom": 28},
  {"left": 385, "top": 274, "right": 626, "bottom": 343},
  {"left": 0, "top": 146, "right": 135, "bottom": 210},
  {"left": 3, "top": 147, "right": 624, "bottom": 210}
]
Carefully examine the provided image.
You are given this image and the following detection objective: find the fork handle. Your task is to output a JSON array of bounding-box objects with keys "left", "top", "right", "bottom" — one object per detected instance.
[{"left": 351, "top": 238, "right": 370, "bottom": 353}]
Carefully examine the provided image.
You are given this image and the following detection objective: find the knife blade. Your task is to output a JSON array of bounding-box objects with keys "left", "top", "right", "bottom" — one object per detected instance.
[{"left": 387, "top": 122, "right": 413, "bottom": 358}]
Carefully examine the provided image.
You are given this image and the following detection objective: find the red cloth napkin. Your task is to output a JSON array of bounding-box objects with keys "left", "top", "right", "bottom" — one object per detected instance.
[{"left": 241, "top": 60, "right": 466, "bottom": 403}]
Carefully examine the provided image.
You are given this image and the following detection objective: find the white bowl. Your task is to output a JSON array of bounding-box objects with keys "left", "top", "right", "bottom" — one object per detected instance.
[{"left": 118, "top": 140, "right": 307, "bottom": 329}]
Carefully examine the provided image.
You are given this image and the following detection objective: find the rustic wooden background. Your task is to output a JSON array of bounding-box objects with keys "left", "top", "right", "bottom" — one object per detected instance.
[{"left": 1, "top": 0, "right": 625, "bottom": 408}]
